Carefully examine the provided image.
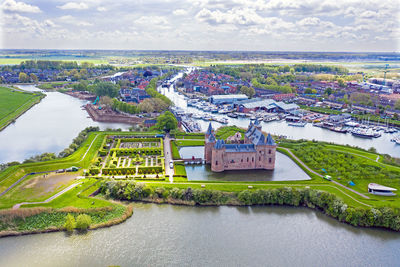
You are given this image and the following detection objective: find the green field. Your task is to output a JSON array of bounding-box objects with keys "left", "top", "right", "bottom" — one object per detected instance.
[
  {"left": 2, "top": 131, "right": 400, "bottom": 234},
  {"left": 0, "top": 86, "right": 44, "bottom": 131}
]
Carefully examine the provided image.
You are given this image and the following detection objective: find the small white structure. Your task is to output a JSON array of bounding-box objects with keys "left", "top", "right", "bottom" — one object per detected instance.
[{"left": 368, "top": 183, "right": 397, "bottom": 196}]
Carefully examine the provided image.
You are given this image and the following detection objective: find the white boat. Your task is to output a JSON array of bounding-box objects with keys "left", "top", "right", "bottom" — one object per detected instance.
[{"left": 288, "top": 121, "right": 307, "bottom": 127}]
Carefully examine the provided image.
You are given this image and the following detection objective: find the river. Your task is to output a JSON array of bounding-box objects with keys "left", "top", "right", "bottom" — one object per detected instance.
[
  {"left": 0, "top": 85, "right": 131, "bottom": 164},
  {"left": 0, "top": 203, "right": 399, "bottom": 267}
]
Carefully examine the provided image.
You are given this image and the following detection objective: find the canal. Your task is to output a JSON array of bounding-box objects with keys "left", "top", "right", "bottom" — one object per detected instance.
[
  {"left": 0, "top": 203, "right": 399, "bottom": 267},
  {"left": 158, "top": 78, "right": 400, "bottom": 158}
]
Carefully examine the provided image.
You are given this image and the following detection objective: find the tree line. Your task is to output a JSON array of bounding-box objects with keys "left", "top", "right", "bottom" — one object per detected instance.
[{"left": 100, "top": 180, "right": 400, "bottom": 231}]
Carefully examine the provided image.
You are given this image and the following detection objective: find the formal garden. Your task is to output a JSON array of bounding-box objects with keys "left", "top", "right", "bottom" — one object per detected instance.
[{"left": 88, "top": 136, "right": 166, "bottom": 180}]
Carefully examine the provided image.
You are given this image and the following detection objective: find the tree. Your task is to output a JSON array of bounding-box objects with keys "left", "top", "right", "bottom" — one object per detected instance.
[
  {"left": 138, "top": 98, "right": 168, "bottom": 113},
  {"left": 64, "top": 214, "right": 76, "bottom": 232},
  {"left": 155, "top": 111, "right": 178, "bottom": 131},
  {"left": 395, "top": 100, "right": 400, "bottom": 111},
  {"left": 324, "top": 87, "right": 333, "bottom": 96},
  {"left": 304, "top": 88, "right": 313, "bottom": 94},
  {"left": 337, "top": 78, "right": 346, "bottom": 87},
  {"left": 75, "top": 214, "right": 92, "bottom": 231},
  {"left": 99, "top": 96, "right": 113, "bottom": 108},
  {"left": 93, "top": 82, "right": 119, "bottom": 98},
  {"left": 19, "top": 72, "right": 29, "bottom": 83},
  {"left": 240, "top": 86, "right": 255, "bottom": 98},
  {"left": 29, "top": 73, "right": 38, "bottom": 83}
]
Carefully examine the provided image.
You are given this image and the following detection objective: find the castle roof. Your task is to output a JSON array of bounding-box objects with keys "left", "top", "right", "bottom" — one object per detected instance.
[
  {"left": 224, "top": 144, "right": 256, "bottom": 152},
  {"left": 266, "top": 133, "right": 276, "bottom": 146},
  {"left": 214, "top": 139, "right": 225, "bottom": 149},
  {"left": 206, "top": 122, "right": 213, "bottom": 135},
  {"left": 208, "top": 132, "right": 216, "bottom": 142}
]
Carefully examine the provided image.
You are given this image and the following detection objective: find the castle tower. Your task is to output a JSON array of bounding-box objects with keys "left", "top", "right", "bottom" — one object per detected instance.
[
  {"left": 204, "top": 122, "right": 216, "bottom": 164},
  {"left": 264, "top": 133, "right": 276, "bottom": 170},
  {"left": 211, "top": 139, "right": 225, "bottom": 172}
]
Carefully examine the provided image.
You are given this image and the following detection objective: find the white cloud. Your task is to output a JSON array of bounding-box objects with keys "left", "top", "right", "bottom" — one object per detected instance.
[
  {"left": 57, "top": 2, "right": 89, "bottom": 10},
  {"left": 173, "top": 9, "right": 187, "bottom": 16},
  {"left": 59, "top": 15, "right": 93, "bottom": 26},
  {"left": 97, "top": 6, "right": 107, "bottom": 12},
  {"left": 135, "top": 16, "right": 169, "bottom": 26},
  {"left": 297, "top": 17, "right": 320, "bottom": 26},
  {"left": 1, "top": 0, "right": 41, "bottom": 13}
]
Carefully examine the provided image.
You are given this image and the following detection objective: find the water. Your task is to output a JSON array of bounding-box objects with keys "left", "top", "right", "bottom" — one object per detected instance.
[
  {"left": 0, "top": 85, "right": 132, "bottom": 164},
  {"left": 180, "top": 146, "right": 310, "bottom": 181},
  {"left": 0, "top": 203, "right": 399, "bottom": 267},
  {"left": 158, "top": 83, "right": 400, "bottom": 157}
]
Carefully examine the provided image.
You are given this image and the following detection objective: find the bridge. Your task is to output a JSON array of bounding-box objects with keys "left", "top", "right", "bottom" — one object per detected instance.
[{"left": 177, "top": 157, "right": 205, "bottom": 164}]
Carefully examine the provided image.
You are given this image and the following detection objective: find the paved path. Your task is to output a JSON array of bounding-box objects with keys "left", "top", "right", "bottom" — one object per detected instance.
[
  {"left": 12, "top": 182, "right": 82, "bottom": 209},
  {"left": 376, "top": 155, "right": 380, "bottom": 162},
  {"left": 279, "top": 147, "right": 370, "bottom": 200},
  {"left": 163, "top": 134, "right": 174, "bottom": 183}
]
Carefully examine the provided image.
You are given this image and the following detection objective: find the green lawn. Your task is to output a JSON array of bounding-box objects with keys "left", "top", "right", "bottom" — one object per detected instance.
[
  {"left": 174, "top": 140, "right": 205, "bottom": 146},
  {"left": 0, "top": 86, "right": 44, "bottom": 130}
]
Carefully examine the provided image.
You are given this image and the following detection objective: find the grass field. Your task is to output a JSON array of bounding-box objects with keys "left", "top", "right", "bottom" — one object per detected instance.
[
  {"left": 2, "top": 130, "right": 400, "bottom": 235},
  {"left": 0, "top": 86, "right": 44, "bottom": 131},
  {"left": 0, "top": 58, "right": 109, "bottom": 65}
]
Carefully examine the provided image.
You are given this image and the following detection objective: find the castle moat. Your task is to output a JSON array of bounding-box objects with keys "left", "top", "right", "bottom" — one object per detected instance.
[{"left": 180, "top": 146, "right": 310, "bottom": 181}]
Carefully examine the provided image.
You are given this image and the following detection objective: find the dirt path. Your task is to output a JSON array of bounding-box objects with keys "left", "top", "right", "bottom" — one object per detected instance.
[
  {"left": 12, "top": 182, "right": 82, "bottom": 209},
  {"left": 279, "top": 147, "right": 370, "bottom": 200}
]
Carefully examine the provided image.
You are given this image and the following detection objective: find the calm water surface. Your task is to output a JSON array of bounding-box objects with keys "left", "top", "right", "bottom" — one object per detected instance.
[
  {"left": 180, "top": 146, "right": 310, "bottom": 181},
  {"left": 0, "top": 203, "right": 399, "bottom": 267},
  {"left": 159, "top": 84, "right": 400, "bottom": 157},
  {"left": 0, "top": 85, "right": 131, "bottom": 164}
]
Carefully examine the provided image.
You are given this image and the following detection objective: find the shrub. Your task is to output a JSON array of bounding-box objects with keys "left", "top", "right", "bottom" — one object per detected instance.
[
  {"left": 64, "top": 213, "right": 76, "bottom": 232},
  {"left": 75, "top": 214, "right": 92, "bottom": 230}
]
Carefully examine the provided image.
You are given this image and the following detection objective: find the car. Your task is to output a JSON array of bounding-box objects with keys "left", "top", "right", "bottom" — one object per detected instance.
[
  {"left": 169, "top": 160, "right": 174, "bottom": 169},
  {"left": 323, "top": 175, "right": 332, "bottom": 181}
]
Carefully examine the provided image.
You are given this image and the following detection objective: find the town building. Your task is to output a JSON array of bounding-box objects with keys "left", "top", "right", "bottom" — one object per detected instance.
[
  {"left": 204, "top": 121, "right": 277, "bottom": 172},
  {"left": 209, "top": 94, "right": 248, "bottom": 105}
]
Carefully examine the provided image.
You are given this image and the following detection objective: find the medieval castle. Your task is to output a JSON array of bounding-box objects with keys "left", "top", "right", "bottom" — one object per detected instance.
[{"left": 204, "top": 120, "right": 277, "bottom": 172}]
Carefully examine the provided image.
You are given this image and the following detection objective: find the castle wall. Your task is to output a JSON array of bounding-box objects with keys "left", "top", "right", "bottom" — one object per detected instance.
[
  {"left": 211, "top": 148, "right": 225, "bottom": 172},
  {"left": 204, "top": 141, "right": 214, "bottom": 164}
]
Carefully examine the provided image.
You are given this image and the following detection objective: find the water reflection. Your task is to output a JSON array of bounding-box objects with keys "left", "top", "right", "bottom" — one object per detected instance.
[
  {"left": 0, "top": 203, "right": 399, "bottom": 267},
  {"left": 0, "top": 85, "right": 132, "bottom": 163},
  {"left": 180, "top": 146, "right": 310, "bottom": 181}
]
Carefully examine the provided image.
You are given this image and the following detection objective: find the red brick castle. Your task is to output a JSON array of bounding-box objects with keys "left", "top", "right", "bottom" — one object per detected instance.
[{"left": 204, "top": 121, "right": 277, "bottom": 172}]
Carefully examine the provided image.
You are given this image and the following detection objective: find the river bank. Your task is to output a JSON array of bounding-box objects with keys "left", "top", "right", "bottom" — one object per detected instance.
[
  {"left": 0, "top": 204, "right": 133, "bottom": 238},
  {"left": 0, "top": 86, "right": 45, "bottom": 132}
]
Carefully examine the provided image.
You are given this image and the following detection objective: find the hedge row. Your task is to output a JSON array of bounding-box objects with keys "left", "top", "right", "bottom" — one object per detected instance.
[{"left": 100, "top": 181, "right": 400, "bottom": 232}]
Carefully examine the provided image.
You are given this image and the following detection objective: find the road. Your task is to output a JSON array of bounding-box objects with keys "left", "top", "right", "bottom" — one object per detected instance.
[
  {"left": 279, "top": 147, "right": 370, "bottom": 200},
  {"left": 163, "top": 134, "right": 174, "bottom": 183},
  {"left": 12, "top": 182, "right": 82, "bottom": 209}
]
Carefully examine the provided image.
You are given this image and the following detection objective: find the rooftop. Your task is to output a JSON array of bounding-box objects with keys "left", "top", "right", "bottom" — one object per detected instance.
[{"left": 210, "top": 94, "right": 248, "bottom": 100}]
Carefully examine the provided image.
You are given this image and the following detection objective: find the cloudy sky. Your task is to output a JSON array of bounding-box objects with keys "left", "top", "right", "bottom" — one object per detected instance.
[{"left": 0, "top": 0, "right": 399, "bottom": 51}]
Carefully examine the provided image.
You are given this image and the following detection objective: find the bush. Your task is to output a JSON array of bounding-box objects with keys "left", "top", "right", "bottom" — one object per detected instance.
[
  {"left": 75, "top": 214, "right": 92, "bottom": 231},
  {"left": 64, "top": 213, "right": 76, "bottom": 232}
]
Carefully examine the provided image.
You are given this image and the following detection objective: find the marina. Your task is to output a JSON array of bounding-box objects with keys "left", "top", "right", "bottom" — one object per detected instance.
[{"left": 159, "top": 72, "right": 400, "bottom": 157}]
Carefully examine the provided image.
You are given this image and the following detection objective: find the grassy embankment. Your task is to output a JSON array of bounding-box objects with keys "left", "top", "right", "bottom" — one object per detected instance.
[
  {"left": 2, "top": 130, "right": 400, "bottom": 234},
  {"left": 0, "top": 86, "right": 45, "bottom": 131}
]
